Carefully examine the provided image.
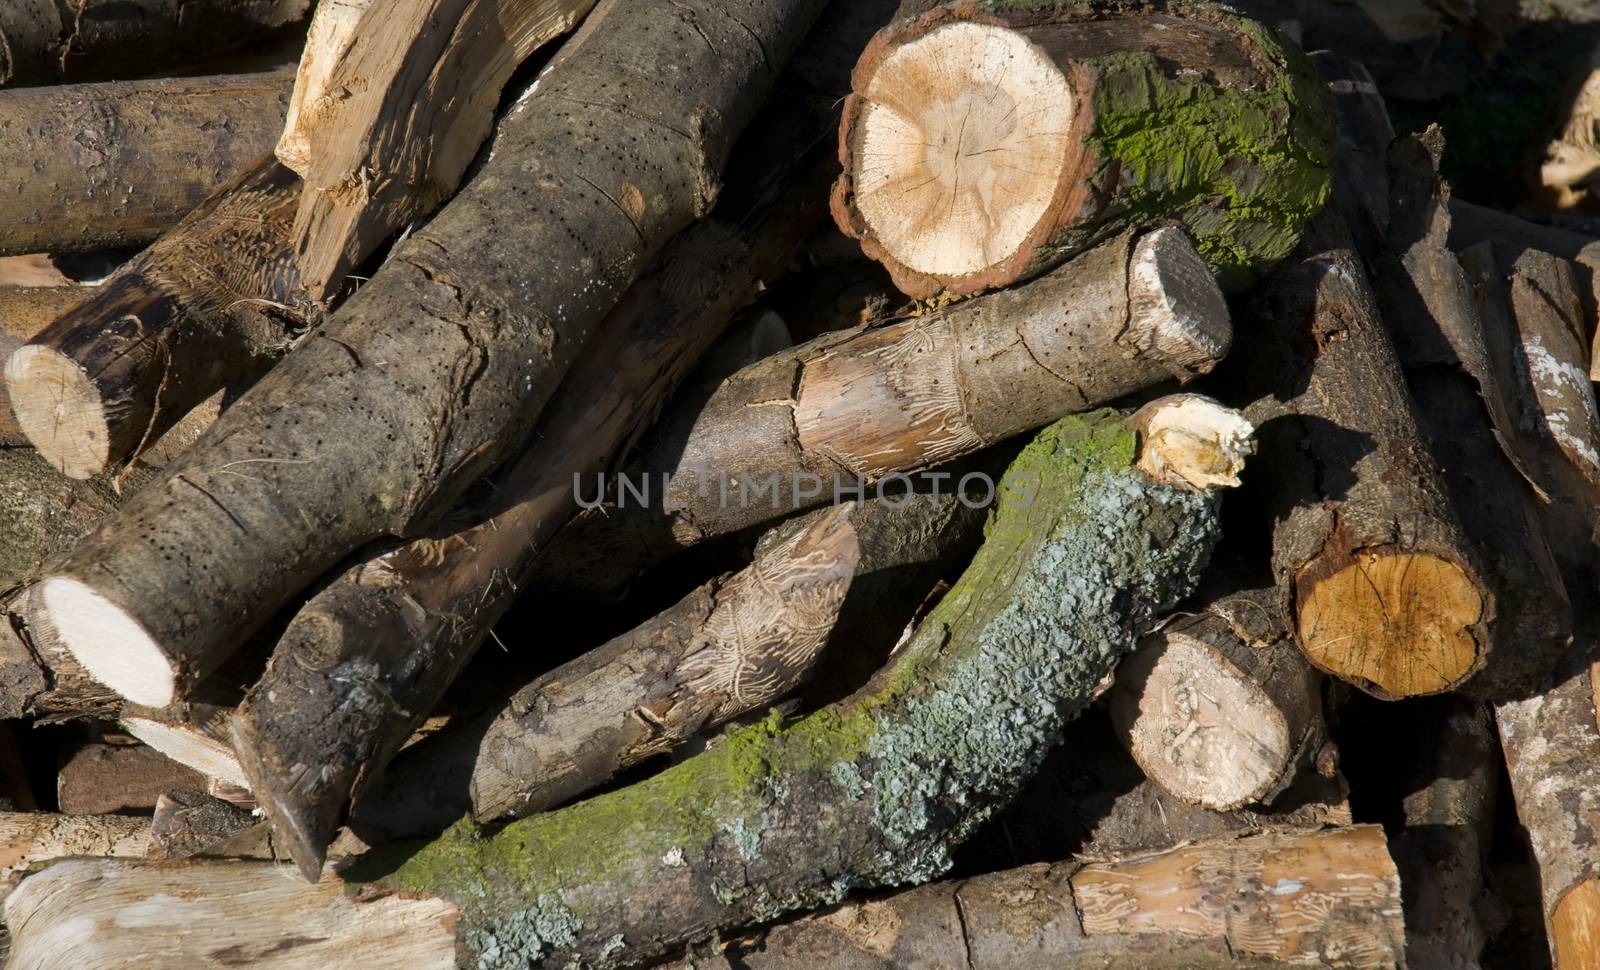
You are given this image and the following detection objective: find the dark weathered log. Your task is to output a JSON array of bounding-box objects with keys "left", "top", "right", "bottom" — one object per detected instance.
[
  {"left": 146, "top": 788, "right": 257, "bottom": 860},
  {"left": 32, "top": 0, "right": 831, "bottom": 711},
  {"left": 831, "top": 0, "right": 1333, "bottom": 297},
  {"left": 6, "top": 157, "right": 310, "bottom": 479},
  {"left": 672, "top": 828, "right": 1404, "bottom": 970},
  {"left": 0, "top": 813, "right": 149, "bottom": 893},
  {"left": 1109, "top": 585, "right": 1322, "bottom": 812},
  {"left": 0, "top": 450, "right": 156, "bottom": 591},
  {"left": 1231, "top": 212, "right": 1492, "bottom": 698},
  {"left": 2, "top": 407, "right": 1239, "bottom": 967},
  {"left": 282, "top": 0, "right": 600, "bottom": 296},
  {"left": 0, "top": 0, "right": 309, "bottom": 87},
  {"left": 538, "top": 226, "right": 1230, "bottom": 595},
  {"left": 57, "top": 743, "right": 205, "bottom": 815},
  {"left": 0, "top": 71, "right": 292, "bottom": 256}
]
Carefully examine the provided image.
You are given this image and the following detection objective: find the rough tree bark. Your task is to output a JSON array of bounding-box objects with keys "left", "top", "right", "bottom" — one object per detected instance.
[
  {"left": 669, "top": 828, "right": 1404, "bottom": 970},
  {"left": 5, "top": 157, "right": 311, "bottom": 479},
  {"left": 1108, "top": 585, "right": 1322, "bottom": 812},
  {"left": 1230, "top": 211, "right": 1492, "bottom": 698},
  {"left": 145, "top": 788, "right": 257, "bottom": 860},
  {"left": 1, "top": 406, "right": 1241, "bottom": 968},
  {"left": 537, "top": 226, "right": 1230, "bottom": 591},
  {"left": 31, "top": 0, "right": 832, "bottom": 710},
  {"left": 0, "top": 451, "right": 156, "bottom": 590},
  {"left": 0, "top": 71, "right": 292, "bottom": 256},
  {"left": 281, "top": 0, "right": 601, "bottom": 296},
  {"left": 0, "top": 0, "right": 310, "bottom": 87},
  {"left": 830, "top": 0, "right": 1333, "bottom": 297}
]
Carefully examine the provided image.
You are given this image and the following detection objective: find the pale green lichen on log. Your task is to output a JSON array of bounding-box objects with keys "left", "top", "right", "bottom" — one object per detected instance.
[{"left": 373, "top": 410, "right": 1224, "bottom": 969}]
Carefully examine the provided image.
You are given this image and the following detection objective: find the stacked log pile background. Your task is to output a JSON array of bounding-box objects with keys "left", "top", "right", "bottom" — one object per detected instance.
[{"left": 6, "top": 0, "right": 1600, "bottom": 966}]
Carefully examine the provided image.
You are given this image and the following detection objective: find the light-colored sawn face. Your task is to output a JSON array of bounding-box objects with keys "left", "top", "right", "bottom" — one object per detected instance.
[{"left": 853, "top": 22, "right": 1074, "bottom": 278}]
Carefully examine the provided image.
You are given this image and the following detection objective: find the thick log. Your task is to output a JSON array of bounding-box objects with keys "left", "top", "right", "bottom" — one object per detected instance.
[
  {"left": 6, "top": 157, "right": 311, "bottom": 479},
  {"left": 32, "top": 0, "right": 831, "bottom": 711},
  {"left": 283, "top": 0, "right": 600, "bottom": 296},
  {"left": 673, "top": 828, "right": 1404, "bottom": 969},
  {"left": 0, "top": 71, "right": 292, "bottom": 256},
  {"left": 2, "top": 407, "right": 1239, "bottom": 967},
  {"left": 56, "top": 743, "right": 205, "bottom": 815},
  {"left": 0, "top": 813, "right": 149, "bottom": 893},
  {"left": 1231, "top": 212, "right": 1492, "bottom": 698},
  {"left": 0, "top": 1, "right": 309, "bottom": 87},
  {"left": 145, "top": 788, "right": 257, "bottom": 860},
  {"left": 538, "top": 226, "right": 1230, "bottom": 593},
  {"left": 830, "top": 0, "right": 1333, "bottom": 297},
  {"left": 1109, "top": 585, "right": 1322, "bottom": 812}
]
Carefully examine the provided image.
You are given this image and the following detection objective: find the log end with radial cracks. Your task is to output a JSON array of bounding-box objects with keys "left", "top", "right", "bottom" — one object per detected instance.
[
  {"left": 1296, "top": 550, "right": 1485, "bottom": 699},
  {"left": 36, "top": 576, "right": 174, "bottom": 708},
  {"left": 1130, "top": 394, "right": 1254, "bottom": 492},
  {"left": 4, "top": 345, "right": 110, "bottom": 480}
]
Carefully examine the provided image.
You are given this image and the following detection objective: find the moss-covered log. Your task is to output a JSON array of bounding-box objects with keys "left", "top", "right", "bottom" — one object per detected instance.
[
  {"left": 831, "top": 0, "right": 1334, "bottom": 297},
  {"left": 1, "top": 406, "right": 1237, "bottom": 968}
]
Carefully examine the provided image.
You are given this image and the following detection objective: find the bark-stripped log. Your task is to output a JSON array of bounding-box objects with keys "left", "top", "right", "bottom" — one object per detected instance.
[
  {"left": 282, "top": 0, "right": 600, "bottom": 296},
  {"left": 537, "top": 226, "right": 1230, "bottom": 591},
  {"left": 6, "top": 158, "right": 311, "bottom": 479},
  {"left": 831, "top": 0, "right": 1333, "bottom": 298},
  {"left": 0, "top": 1, "right": 309, "bottom": 88},
  {"left": 0, "top": 813, "right": 148, "bottom": 893},
  {"left": 1496, "top": 640, "right": 1600, "bottom": 970},
  {"left": 1231, "top": 212, "right": 1492, "bottom": 698},
  {"left": 123, "top": 701, "right": 250, "bottom": 790},
  {"left": 0, "top": 287, "right": 90, "bottom": 344},
  {"left": 352, "top": 469, "right": 995, "bottom": 846},
  {"left": 32, "top": 0, "right": 832, "bottom": 711},
  {"left": 2, "top": 407, "right": 1241, "bottom": 967},
  {"left": 1109, "top": 586, "right": 1322, "bottom": 812},
  {"left": 0, "top": 71, "right": 292, "bottom": 256},
  {"left": 228, "top": 76, "right": 854, "bottom": 878},
  {"left": 145, "top": 788, "right": 257, "bottom": 860},
  {"left": 56, "top": 743, "right": 205, "bottom": 815},
  {"left": 671, "top": 828, "right": 1404, "bottom": 969}
]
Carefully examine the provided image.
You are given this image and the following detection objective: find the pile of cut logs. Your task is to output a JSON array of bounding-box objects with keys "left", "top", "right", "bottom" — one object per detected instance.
[{"left": 0, "top": 0, "right": 1598, "bottom": 967}]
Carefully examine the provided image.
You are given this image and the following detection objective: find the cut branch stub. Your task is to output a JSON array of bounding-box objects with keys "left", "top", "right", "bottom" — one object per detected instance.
[{"left": 831, "top": 0, "right": 1334, "bottom": 297}]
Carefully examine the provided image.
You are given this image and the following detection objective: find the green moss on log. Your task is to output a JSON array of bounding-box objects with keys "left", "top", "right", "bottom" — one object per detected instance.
[{"left": 370, "top": 410, "right": 1224, "bottom": 969}]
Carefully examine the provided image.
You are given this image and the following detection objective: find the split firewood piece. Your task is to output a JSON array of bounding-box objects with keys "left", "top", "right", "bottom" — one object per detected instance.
[
  {"left": 281, "top": 0, "right": 600, "bottom": 297},
  {"left": 352, "top": 470, "right": 994, "bottom": 847},
  {"left": 1234, "top": 212, "right": 1492, "bottom": 699},
  {"left": 541, "top": 226, "right": 1231, "bottom": 594},
  {"left": 146, "top": 788, "right": 257, "bottom": 860},
  {"left": 1109, "top": 586, "right": 1322, "bottom": 812},
  {"left": 6, "top": 157, "right": 311, "bottom": 479},
  {"left": 0, "top": 71, "right": 292, "bottom": 257},
  {"left": 30, "top": 0, "right": 830, "bottom": 711},
  {"left": 228, "top": 84, "right": 851, "bottom": 878},
  {"left": 670, "top": 827, "right": 1404, "bottom": 969},
  {"left": 1389, "top": 696, "right": 1498, "bottom": 969},
  {"left": 0, "top": 0, "right": 309, "bottom": 88},
  {"left": 1461, "top": 241, "right": 1600, "bottom": 569},
  {"left": 57, "top": 743, "right": 206, "bottom": 816},
  {"left": 1496, "top": 644, "right": 1600, "bottom": 970},
  {"left": 0, "top": 813, "right": 149, "bottom": 894},
  {"left": 830, "top": 0, "right": 1333, "bottom": 298},
  {"left": 1538, "top": 68, "right": 1600, "bottom": 213},
  {"left": 3, "top": 406, "right": 1244, "bottom": 966},
  {"left": 123, "top": 701, "right": 250, "bottom": 791}
]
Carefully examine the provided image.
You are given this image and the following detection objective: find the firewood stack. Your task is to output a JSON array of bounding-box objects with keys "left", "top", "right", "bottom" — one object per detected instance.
[{"left": 1, "top": 0, "right": 1599, "bottom": 966}]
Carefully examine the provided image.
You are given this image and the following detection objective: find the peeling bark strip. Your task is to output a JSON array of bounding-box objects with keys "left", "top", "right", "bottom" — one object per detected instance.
[
  {"left": 0, "top": 813, "right": 148, "bottom": 893},
  {"left": 1496, "top": 646, "right": 1600, "bottom": 970},
  {"left": 1109, "top": 586, "right": 1322, "bottom": 812},
  {"left": 549, "top": 226, "right": 1229, "bottom": 577},
  {"left": 33, "top": 0, "right": 830, "bottom": 710},
  {"left": 1234, "top": 212, "right": 1492, "bottom": 699},
  {"left": 831, "top": 0, "right": 1333, "bottom": 298},
  {"left": 2, "top": 408, "right": 1237, "bottom": 968},
  {"left": 672, "top": 827, "right": 1402, "bottom": 969},
  {"left": 0, "top": 70, "right": 292, "bottom": 256},
  {"left": 5, "top": 158, "right": 310, "bottom": 480},
  {"left": 283, "top": 0, "right": 601, "bottom": 296},
  {"left": 0, "top": 0, "right": 309, "bottom": 87},
  {"left": 227, "top": 82, "right": 850, "bottom": 879}
]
